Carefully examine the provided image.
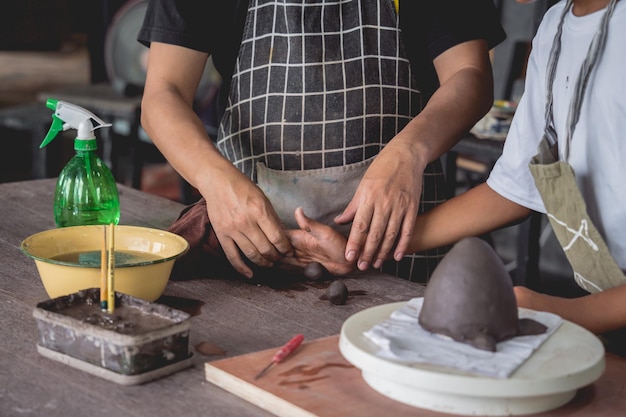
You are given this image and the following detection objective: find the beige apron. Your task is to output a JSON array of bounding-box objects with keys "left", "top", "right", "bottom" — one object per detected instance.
[
  {"left": 216, "top": 0, "right": 447, "bottom": 282},
  {"left": 528, "top": 0, "right": 624, "bottom": 294}
]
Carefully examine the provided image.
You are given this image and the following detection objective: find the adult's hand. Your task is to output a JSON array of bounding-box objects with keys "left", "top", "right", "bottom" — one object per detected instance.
[
  {"left": 141, "top": 43, "right": 292, "bottom": 278},
  {"left": 204, "top": 165, "right": 293, "bottom": 278},
  {"left": 334, "top": 39, "right": 495, "bottom": 273},
  {"left": 283, "top": 207, "right": 355, "bottom": 276},
  {"left": 334, "top": 138, "right": 423, "bottom": 271}
]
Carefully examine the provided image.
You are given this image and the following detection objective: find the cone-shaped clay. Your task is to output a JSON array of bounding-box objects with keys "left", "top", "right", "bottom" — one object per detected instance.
[{"left": 418, "top": 237, "right": 546, "bottom": 351}]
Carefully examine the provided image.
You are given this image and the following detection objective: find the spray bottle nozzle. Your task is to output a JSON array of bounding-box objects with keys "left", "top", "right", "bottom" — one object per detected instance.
[
  {"left": 39, "top": 98, "right": 112, "bottom": 148},
  {"left": 46, "top": 98, "right": 58, "bottom": 111}
]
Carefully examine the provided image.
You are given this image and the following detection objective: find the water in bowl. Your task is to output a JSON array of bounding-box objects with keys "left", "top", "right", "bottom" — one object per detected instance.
[{"left": 51, "top": 250, "right": 163, "bottom": 267}]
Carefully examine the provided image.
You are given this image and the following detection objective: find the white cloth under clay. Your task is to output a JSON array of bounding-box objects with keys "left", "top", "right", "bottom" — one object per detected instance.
[{"left": 363, "top": 298, "right": 562, "bottom": 379}]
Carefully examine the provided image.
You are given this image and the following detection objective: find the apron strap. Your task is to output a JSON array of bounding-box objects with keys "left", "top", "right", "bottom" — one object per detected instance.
[
  {"left": 543, "top": 0, "right": 618, "bottom": 161},
  {"left": 543, "top": 0, "right": 572, "bottom": 148},
  {"left": 563, "top": 0, "right": 618, "bottom": 160}
]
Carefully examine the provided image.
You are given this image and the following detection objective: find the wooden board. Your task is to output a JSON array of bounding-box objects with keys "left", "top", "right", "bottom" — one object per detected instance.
[
  {"left": 204, "top": 335, "right": 429, "bottom": 417},
  {"left": 205, "top": 335, "right": 626, "bottom": 417}
]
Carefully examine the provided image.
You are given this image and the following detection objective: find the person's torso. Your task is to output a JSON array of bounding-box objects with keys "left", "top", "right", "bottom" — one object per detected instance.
[
  {"left": 138, "top": 0, "right": 505, "bottom": 282},
  {"left": 488, "top": 0, "right": 626, "bottom": 269},
  {"left": 215, "top": 0, "right": 419, "bottom": 180}
]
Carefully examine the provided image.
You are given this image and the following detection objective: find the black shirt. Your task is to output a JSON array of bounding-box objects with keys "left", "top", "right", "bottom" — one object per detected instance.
[{"left": 138, "top": 0, "right": 506, "bottom": 113}]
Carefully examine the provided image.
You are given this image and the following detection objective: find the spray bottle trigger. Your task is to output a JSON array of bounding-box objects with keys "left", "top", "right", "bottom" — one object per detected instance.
[{"left": 40, "top": 114, "right": 64, "bottom": 148}]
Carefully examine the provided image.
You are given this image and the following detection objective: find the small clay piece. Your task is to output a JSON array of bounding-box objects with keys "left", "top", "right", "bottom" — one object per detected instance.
[
  {"left": 418, "top": 237, "right": 547, "bottom": 352},
  {"left": 195, "top": 341, "right": 226, "bottom": 356},
  {"left": 304, "top": 262, "right": 327, "bottom": 281},
  {"left": 327, "top": 280, "right": 349, "bottom": 305}
]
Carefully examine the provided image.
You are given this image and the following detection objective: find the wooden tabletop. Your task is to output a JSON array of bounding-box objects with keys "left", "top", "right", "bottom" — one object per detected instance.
[
  {"left": 3, "top": 179, "right": 625, "bottom": 417},
  {"left": 0, "top": 178, "right": 427, "bottom": 417}
]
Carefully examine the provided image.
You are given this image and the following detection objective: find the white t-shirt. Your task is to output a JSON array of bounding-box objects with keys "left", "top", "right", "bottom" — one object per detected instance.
[{"left": 487, "top": 0, "right": 626, "bottom": 270}]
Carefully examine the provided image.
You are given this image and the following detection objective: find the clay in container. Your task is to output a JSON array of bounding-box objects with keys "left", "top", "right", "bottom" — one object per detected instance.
[{"left": 34, "top": 288, "right": 192, "bottom": 375}]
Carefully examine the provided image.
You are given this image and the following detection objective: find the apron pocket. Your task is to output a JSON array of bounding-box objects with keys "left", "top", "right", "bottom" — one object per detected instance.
[{"left": 256, "top": 157, "right": 375, "bottom": 236}]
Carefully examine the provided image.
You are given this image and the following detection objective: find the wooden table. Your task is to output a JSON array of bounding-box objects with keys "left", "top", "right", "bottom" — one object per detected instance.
[
  {"left": 2, "top": 179, "right": 625, "bottom": 417},
  {"left": 0, "top": 178, "right": 426, "bottom": 417}
]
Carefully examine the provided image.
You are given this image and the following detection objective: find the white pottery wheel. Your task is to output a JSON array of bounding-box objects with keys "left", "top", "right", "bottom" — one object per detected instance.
[{"left": 339, "top": 302, "right": 605, "bottom": 416}]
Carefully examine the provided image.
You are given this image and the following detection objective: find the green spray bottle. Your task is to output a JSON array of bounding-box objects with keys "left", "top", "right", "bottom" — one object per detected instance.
[{"left": 40, "top": 99, "right": 120, "bottom": 227}]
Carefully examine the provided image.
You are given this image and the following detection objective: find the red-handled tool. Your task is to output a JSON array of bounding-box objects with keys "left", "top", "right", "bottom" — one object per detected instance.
[{"left": 254, "top": 334, "right": 304, "bottom": 380}]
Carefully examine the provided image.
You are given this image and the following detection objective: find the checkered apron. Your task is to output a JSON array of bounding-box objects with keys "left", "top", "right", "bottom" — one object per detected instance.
[{"left": 216, "top": 0, "right": 447, "bottom": 282}]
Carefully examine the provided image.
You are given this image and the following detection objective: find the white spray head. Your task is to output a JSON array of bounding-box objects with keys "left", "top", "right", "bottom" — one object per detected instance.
[{"left": 40, "top": 99, "right": 112, "bottom": 147}]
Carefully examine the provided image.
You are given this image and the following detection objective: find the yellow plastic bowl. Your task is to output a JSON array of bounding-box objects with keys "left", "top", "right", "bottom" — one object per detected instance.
[{"left": 21, "top": 225, "right": 189, "bottom": 301}]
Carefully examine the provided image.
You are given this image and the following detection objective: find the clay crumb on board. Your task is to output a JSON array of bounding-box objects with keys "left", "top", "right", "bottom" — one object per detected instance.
[{"left": 195, "top": 341, "right": 227, "bottom": 356}]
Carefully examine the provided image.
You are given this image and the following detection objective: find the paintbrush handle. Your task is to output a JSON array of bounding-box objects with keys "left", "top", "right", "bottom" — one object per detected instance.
[
  {"left": 107, "top": 223, "right": 115, "bottom": 313},
  {"left": 100, "top": 225, "right": 107, "bottom": 311}
]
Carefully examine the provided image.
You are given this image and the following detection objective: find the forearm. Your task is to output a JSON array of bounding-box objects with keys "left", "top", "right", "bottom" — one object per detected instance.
[
  {"left": 518, "top": 285, "right": 626, "bottom": 335},
  {"left": 141, "top": 42, "right": 239, "bottom": 195},
  {"left": 396, "top": 40, "right": 494, "bottom": 166},
  {"left": 410, "top": 183, "right": 531, "bottom": 252},
  {"left": 141, "top": 89, "right": 232, "bottom": 194}
]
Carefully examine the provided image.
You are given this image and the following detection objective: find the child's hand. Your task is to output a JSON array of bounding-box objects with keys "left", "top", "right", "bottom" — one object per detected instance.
[
  {"left": 513, "top": 286, "right": 541, "bottom": 310},
  {"left": 514, "top": 286, "right": 563, "bottom": 313},
  {"left": 283, "top": 207, "right": 356, "bottom": 276}
]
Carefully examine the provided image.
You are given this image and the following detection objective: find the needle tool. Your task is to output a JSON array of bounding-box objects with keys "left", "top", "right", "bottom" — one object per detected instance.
[
  {"left": 106, "top": 223, "right": 115, "bottom": 313},
  {"left": 99, "top": 225, "right": 107, "bottom": 311},
  {"left": 254, "top": 334, "right": 304, "bottom": 380}
]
